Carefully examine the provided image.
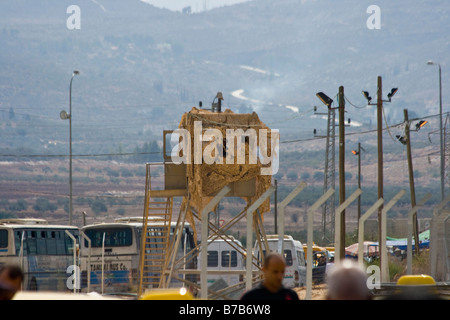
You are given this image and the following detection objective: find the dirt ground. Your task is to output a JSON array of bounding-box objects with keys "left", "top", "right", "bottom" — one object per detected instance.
[{"left": 294, "top": 284, "right": 328, "bottom": 300}]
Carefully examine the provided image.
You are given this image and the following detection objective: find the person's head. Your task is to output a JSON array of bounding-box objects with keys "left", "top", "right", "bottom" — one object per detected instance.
[
  {"left": 326, "top": 259, "right": 371, "bottom": 300},
  {"left": 262, "top": 252, "right": 286, "bottom": 293},
  {"left": 0, "top": 264, "right": 23, "bottom": 300}
]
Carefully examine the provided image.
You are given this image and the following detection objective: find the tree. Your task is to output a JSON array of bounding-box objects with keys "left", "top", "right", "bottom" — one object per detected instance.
[
  {"left": 300, "top": 172, "right": 311, "bottom": 180},
  {"left": 287, "top": 170, "right": 298, "bottom": 181},
  {"left": 9, "top": 199, "right": 28, "bottom": 211},
  {"left": 91, "top": 198, "right": 108, "bottom": 215},
  {"left": 33, "top": 198, "right": 57, "bottom": 213}
]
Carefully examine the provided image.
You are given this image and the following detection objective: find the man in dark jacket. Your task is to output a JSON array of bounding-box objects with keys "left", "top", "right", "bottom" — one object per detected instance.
[{"left": 240, "top": 252, "right": 299, "bottom": 300}]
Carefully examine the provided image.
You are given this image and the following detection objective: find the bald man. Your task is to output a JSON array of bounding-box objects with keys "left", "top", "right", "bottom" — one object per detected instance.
[{"left": 240, "top": 252, "right": 299, "bottom": 300}]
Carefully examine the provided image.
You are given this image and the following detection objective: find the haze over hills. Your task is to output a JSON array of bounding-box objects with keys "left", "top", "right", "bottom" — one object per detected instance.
[
  {"left": 0, "top": 0, "right": 448, "bottom": 163},
  {"left": 0, "top": 0, "right": 449, "bottom": 227}
]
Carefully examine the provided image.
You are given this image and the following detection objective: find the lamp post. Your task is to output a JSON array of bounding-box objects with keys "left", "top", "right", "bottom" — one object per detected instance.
[
  {"left": 316, "top": 88, "right": 347, "bottom": 258},
  {"left": 427, "top": 61, "right": 444, "bottom": 200},
  {"left": 362, "top": 78, "right": 397, "bottom": 275},
  {"left": 60, "top": 70, "right": 79, "bottom": 225}
]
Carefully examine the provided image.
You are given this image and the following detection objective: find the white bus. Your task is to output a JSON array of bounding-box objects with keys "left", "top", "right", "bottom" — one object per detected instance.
[
  {"left": 79, "top": 217, "right": 197, "bottom": 294},
  {"left": 254, "top": 234, "right": 307, "bottom": 288},
  {"left": 198, "top": 236, "right": 245, "bottom": 287},
  {"left": 0, "top": 218, "right": 79, "bottom": 291}
]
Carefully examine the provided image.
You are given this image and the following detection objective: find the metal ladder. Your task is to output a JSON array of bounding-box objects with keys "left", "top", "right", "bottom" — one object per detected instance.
[{"left": 138, "top": 164, "right": 174, "bottom": 296}]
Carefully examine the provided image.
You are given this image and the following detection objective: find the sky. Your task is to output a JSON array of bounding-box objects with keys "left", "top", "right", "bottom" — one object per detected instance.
[{"left": 140, "top": 0, "right": 252, "bottom": 13}]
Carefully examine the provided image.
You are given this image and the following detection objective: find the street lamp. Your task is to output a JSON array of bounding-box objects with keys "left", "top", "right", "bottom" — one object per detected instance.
[
  {"left": 362, "top": 77, "right": 398, "bottom": 278},
  {"left": 60, "top": 70, "right": 80, "bottom": 225},
  {"left": 427, "top": 60, "right": 444, "bottom": 200}
]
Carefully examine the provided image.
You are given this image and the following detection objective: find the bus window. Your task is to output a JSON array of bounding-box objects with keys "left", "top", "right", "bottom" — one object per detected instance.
[
  {"left": 46, "top": 231, "right": 57, "bottom": 255},
  {"left": 27, "top": 231, "right": 37, "bottom": 255},
  {"left": 56, "top": 231, "right": 66, "bottom": 255},
  {"left": 221, "top": 251, "right": 237, "bottom": 267},
  {"left": 84, "top": 227, "right": 132, "bottom": 247},
  {"left": 37, "top": 230, "right": 46, "bottom": 255},
  {"left": 0, "top": 230, "right": 7, "bottom": 249},
  {"left": 207, "top": 250, "right": 218, "bottom": 267}
]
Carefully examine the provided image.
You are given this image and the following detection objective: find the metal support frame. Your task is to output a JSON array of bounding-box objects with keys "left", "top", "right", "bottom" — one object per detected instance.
[
  {"left": 323, "top": 108, "right": 336, "bottom": 244},
  {"left": 306, "top": 188, "right": 335, "bottom": 300}
]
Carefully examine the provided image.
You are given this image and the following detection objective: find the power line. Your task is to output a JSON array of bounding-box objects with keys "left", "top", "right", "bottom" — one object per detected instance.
[
  {"left": 0, "top": 151, "right": 163, "bottom": 158},
  {"left": 281, "top": 111, "right": 448, "bottom": 145}
]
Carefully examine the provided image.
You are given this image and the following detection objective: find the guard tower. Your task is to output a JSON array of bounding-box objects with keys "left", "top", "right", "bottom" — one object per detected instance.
[{"left": 137, "top": 98, "right": 278, "bottom": 298}]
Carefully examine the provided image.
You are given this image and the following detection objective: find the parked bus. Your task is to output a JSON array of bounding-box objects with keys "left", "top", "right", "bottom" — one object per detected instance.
[
  {"left": 0, "top": 218, "right": 79, "bottom": 291},
  {"left": 79, "top": 217, "right": 197, "bottom": 294},
  {"left": 254, "top": 234, "right": 307, "bottom": 288}
]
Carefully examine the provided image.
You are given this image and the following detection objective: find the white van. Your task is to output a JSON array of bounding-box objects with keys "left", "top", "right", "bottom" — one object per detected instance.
[
  {"left": 198, "top": 236, "right": 245, "bottom": 287},
  {"left": 254, "top": 234, "right": 307, "bottom": 288}
]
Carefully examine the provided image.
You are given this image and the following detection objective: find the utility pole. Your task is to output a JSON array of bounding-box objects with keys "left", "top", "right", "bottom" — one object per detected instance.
[
  {"left": 362, "top": 76, "right": 398, "bottom": 270},
  {"left": 404, "top": 109, "right": 420, "bottom": 255},
  {"left": 377, "top": 76, "right": 384, "bottom": 260},
  {"left": 353, "top": 143, "right": 363, "bottom": 221},
  {"left": 338, "top": 86, "right": 346, "bottom": 259},
  {"left": 356, "top": 143, "right": 361, "bottom": 222}
]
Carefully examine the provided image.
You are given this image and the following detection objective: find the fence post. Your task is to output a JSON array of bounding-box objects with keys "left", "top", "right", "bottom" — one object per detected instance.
[
  {"left": 277, "top": 181, "right": 307, "bottom": 254},
  {"left": 381, "top": 190, "right": 405, "bottom": 283},
  {"left": 306, "top": 188, "right": 335, "bottom": 300},
  {"left": 200, "top": 185, "right": 231, "bottom": 299},
  {"left": 80, "top": 231, "right": 91, "bottom": 293},
  {"left": 334, "top": 188, "right": 362, "bottom": 263},
  {"left": 358, "top": 198, "right": 384, "bottom": 265},
  {"left": 65, "top": 230, "right": 78, "bottom": 293},
  {"left": 406, "top": 193, "right": 431, "bottom": 274},
  {"left": 245, "top": 186, "right": 276, "bottom": 291}
]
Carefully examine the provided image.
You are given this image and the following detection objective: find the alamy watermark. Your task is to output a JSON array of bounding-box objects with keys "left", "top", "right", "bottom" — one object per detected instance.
[
  {"left": 66, "top": 5, "right": 81, "bottom": 30},
  {"left": 367, "top": 5, "right": 381, "bottom": 30},
  {"left": 366, "top": 265, "right": 381, "bottom": 289},
  {"left": 66, "top": 265, "right": 81, "bottom": 290},
  {"left": 169, "top": 121, "right": 279, "bottom": 175}
]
